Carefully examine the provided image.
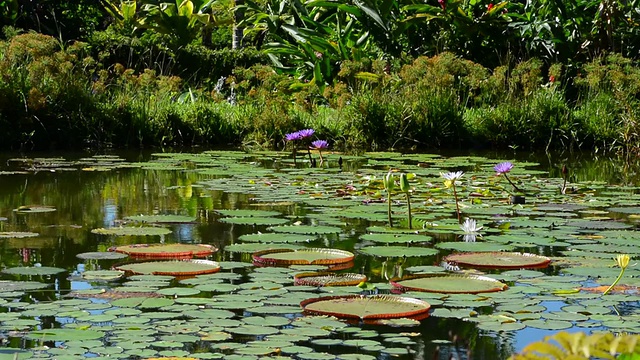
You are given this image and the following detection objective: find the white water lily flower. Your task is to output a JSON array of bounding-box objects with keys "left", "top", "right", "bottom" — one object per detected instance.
[
  {"left": 440, "top": 171, "right": 464, "bottom": 181},
  {"left": 460, "top": 218, "right": 483, "bottom": 234}
]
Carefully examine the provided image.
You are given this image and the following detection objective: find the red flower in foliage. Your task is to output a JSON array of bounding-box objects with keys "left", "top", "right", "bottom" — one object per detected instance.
[
  {"left": 438, "top": 0, "right": 446, "bottom": 10},
  {"left": 487, "top": 3, "right": 494, "bottom": 11},
  {"left": 549, "top": 75, "right": 556, "bottom": 83}
]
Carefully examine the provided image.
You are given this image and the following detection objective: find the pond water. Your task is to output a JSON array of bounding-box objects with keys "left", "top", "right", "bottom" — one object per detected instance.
[{"left": 0, "top": 149, "right": 639, "bottom": 360}]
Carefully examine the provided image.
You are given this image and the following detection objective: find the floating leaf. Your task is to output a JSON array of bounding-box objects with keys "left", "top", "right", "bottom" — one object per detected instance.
[
  {"left": 268, "top": 225, "right": 342, "bottom": 235},
  {"left": 0, "top": 232, "right": 38, "bottom": 239},
  {"left": 391, "top": 274, "right": 508, "bottom": 294},
  {"left": 13, "top": 205, "right": 56, "bottom": 213},
  {"left": 301, "top": 295, "right": 430, "bottom": 321},
  {"left": 123, "top": 214, "right": 197, "bottom": 223},
  {"left": 3, "top": 266, "right": 66, "bottom": 276},
  {"left": 294, "top": 273, "right": 366, "bottom": 287},
  {"left": 253, "top": 248, "right": 354, "bottom": 266},
  {"left": 116, "top": 260, "right": 221, "bottom": 276},
  {"left": 444, "top": 252, "right": 551, "bottom": 269},
  {"left": 77, "top": 252, "right": 129, "bottom": 260},
  {"left": 359, "top": 246, "right": 438, "bottom": 257},
  {"left": 219, "top": 217, "right": 289, "bottom": 226},
  {"left": 91, "top": 227, "right": 172, "bottom": 236},
  {"left": 111, "top": 244, "right": 217, "bottom": 259}
]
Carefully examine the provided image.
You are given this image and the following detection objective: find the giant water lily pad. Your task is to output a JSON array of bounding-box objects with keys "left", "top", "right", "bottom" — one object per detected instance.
[
  {"left": 123, "top": 215, "right": 197, "bottom": 223},
  {"left": 444, "top": 252, "right": 551, "bottom": 269},
  {"left": 0, "top": 232, "right": 39, "bottom": 239},
  {"left": 13, "top": 205, "right": 56, "bottom": 213},
  {"left": 111, "top": 244, "right": 217, "bottom": 259},
  {"left": 3, "top": 266, "right": 66, "bottom": 276},
  {"left": 116, "top": 260, "right": 221, "bottom": 276},
  {"left": 359, "top": 246, "right": 438, "bottom": 257},
  {"left": 77, "top": 252, "right": 129, "bottom": 260},
  {"left": 253, "top": 248, "right": 354, "bottom": 266},
  {"left": 301, "top": 295, "right": 430, "bottom": 320},
  {"left": 294, "top": 273, "right": 367, "bottom": 286},
  {"left": 391, "top": 274, "right": 508, "bottom": 294},
  {"left": 92, "top": 227, "right": 172, "bottom": 236}
]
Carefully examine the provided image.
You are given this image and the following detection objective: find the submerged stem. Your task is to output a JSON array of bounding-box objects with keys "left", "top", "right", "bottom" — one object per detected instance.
[
  {"left": 405, "top": 193, "right": 412, "bottom": 229},
  {"left": 387, "top": 191, "right": 393, "bottom": 228},
  {"left": 452, "top": 183, "right": 461, "bottom": 224}
]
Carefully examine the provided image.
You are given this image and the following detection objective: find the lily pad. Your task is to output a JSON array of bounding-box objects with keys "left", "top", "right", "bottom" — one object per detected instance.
[
  {"left": 124, "top": 214, "right": 197, "bottom": 223},
  {"left": 13, "top": 205, "right": 56, "bottom": 213},
  {"left": 359, "top": 246, "right": 438, "bottom": 257},
  {"left": 443, "top": 252, "right": 551, "bottom": 269},
  {"left": 0, "top": 232, "right": 39, "bottom": 239},
  {"left": 391, "top": 274, "right": 508, "bottom": 294},
  {"left": 77, "top": 252, "right": 129, "bottom": 260},
  {"left": 116, "top": 260, "right": 221, "bottom": 276},
  {"left": 111, "top": 244, "right": 217, "bottom": 258},
  {"left": 294, "top": 273, "right": 367, "bottom": 286},
  {"left": 301, "top": 295, "right": 430, "bottom": 321},
  {"left": 253, "top": 248, "right": 354, "bottom": 266},
  {"left": 91, "top": 227, "right": 172, "bottom": 236},
  {"left": 267, "top": 225, "right": 342, "bottom": 235},
  {"left": 3, "top": 266, "right": 66, "bottom": 276}
]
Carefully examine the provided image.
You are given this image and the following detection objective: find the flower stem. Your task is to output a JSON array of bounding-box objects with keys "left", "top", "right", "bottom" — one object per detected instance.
[
  {"left": 405, "top": 193, "right": 412, "bottom": 230},
  {"left": 318, "top": 151, "right": 324, "bottom": 167},
  {"left": 603, "top": 268, "right": 626, "bottom": 296},
  {"left": 452, "top": 183, "right": 461, "bottom": 224},
  {"left": 387, "top": 191, "right": 394, "bottom": 228},
  {"left": 503, "top": 173, "right": 522, "bottom": 193}
]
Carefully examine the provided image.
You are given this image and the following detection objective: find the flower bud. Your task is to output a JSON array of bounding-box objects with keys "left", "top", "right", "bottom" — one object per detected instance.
[
  {"left": 384, "top": 171, "right": 394, "bottom": 191},
  {"left": 400, "top": 173, "right": 410, "bottom": 193}
]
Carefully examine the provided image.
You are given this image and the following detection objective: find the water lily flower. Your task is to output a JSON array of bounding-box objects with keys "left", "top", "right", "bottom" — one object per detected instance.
[
  {"left": 603, "top": 254, "right": 631, "bottom": 295},
  {"left": 494, "top": 161, "right": 521, "bottom": 193},
  {"left": 440, "top": 171, "right": 464, "bottom": 181},
  {"left": 297, "top": 129, "right": 315, "bottom": 139},
  {"left": 311, "top": 140, "right": 328, "bottom": 149},
  {"left": 460, "top": 218, "right": 483, "bottom": 234},
  {"left": 285, "top": 131, "right": 302, "bottom": 142},
  {"left": 494, "top": 162, "right": 513, "bottom": 176}
]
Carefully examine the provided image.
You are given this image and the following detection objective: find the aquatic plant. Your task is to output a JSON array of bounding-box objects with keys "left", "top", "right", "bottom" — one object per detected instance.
[
  {"left": 460, "top": 217, "right": 482, "bottom": 242},
  {"left": 511, "top": 331, "right": 640, "bottom": 359},
  {"left": 311, "top": 139, "right": 328, "bottom": 166},
  {"left": 399, "top": 173, "right": 412, "bottom": 229},
  {"left": 603, "top": 254, "right": 631, "bottom": 295},
  {"left": 441, "top": 171, "right": 464, "bottom": 223},
  {"left": 284, "top": 129, "right": 316, "bottom": 164},
  {"left": 494, "top": 161, "right": 522, "bottom": 193},
  {"left": 384, "top": 170, "right": 395, "bottom": 228}
]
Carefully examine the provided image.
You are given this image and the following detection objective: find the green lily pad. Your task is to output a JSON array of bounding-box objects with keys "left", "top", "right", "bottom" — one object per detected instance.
[
  {"left": 3, "top": 266, "right": 66, "bottom": 276},
  {"left": 443, "top": 252, "right": 551, "bottom": 269},
  {"left": 253, "top": 248, "right": 354, "bottom": 266},
  {"left": 220, "top": 217, "right": 290, "bottom": 226},
  {"left": 267, "top": 225, "right": 342, "bottom": 235},
  {"left": 391, "top": 274, "right": 508, "bottom": 294},
  {"left": 26, "top": 328, "right": 104, "bottom": 341},
  {"left": 301, "top": 295, "right": 430, "bottom": 320},
  {"left": 77, "top": 252, "right": 129, "bottom": 260},
  {"left": 124, "top": 214, "right": 197, "bottom": 223},
  {"left": 0, "top": 232, "right": 39, "bottom": 238},
  {"left": 14, "top": 205, "right": 56, "bottom": 213},
  {"left": 238, "top": 233, "right": 315, "bottom": 243},
  {"left": 116, "top": 260, "right": 221, "bottom": 276},
  {"left": 216, "top": 209, "right": 282, "bottom": 217},
  {"left": 111, "top": 244, "right": 217, "bottom": 258},
  {"left": 91, "top": 227, "right": 172, "bottom": 236},
  {"left": 359, "top": 246, "right": 438, "bottom": 257}
]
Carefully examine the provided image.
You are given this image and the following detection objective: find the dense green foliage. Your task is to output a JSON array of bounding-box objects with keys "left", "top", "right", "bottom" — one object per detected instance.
[{"left": 1, "top": 0, "right": 640, "bottom": 152}]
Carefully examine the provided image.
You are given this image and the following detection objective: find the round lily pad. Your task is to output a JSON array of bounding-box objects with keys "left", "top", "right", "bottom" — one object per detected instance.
[
  {"left": 391, "top": 274, "right": 508, "bottom": 294},
  {"left": 77, "top": 252, "right": 129, "bottom": 260},
  {"left": 0, "top": 232, "right": 39, "bottom": 239},
  {"left": 359, "top": 246, "right": 438, "bottom": 257},
  {"left": 267, "top": 225, "right": 342, "bottom": 235},
  {"left": 219, "top": 217, "right": 289, "bottom": 226},
  {"left": 443, "top": 252, "right": 551, "bottom": 269},
  {"left": 116, "top": 260, "right": 221, "bottom": 276},
  {"left": 253, "top": 248, "right": 354, "bottom": 266},
  {"left": 124, "top": 215, "right": 197, "bottom": 223},
  {"left": 294, "top": 273, "right": 367, "bottom": 287},
  {"left": 82, "top": 270, "right": 126, "bottom": 281},
  {"left": 91, "top": 227, "right": 172, "bottom": 236},
  {"left": 0, "top": 280, "right": 50, "bottom": 292},
  {"left": 301, "top": 295, "right": 430, "bottom": 321},
  {"left": 111, "top": 244, "right": 217, "bottom": 259},
  {"left": 13, "top": 205, "right": 56, "bottom": 213},
  {"left": 216, "top": 209, "right": 282, "bottom": 217},
  {"left": 238, "top": 233, "right": 315, "bottom": 243},
  {"left": 3, "top": 266, "right": 66, "bottom": 276}
]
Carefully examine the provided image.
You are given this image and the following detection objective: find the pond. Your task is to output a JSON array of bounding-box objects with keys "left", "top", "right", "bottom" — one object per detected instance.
[{"left": 0, "top": 149, "right": 639, "bottom": 360}]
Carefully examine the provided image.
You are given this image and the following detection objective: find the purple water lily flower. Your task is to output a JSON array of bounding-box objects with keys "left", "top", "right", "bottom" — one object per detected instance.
[
  {"left": 311, "top": 140, "right": 328, "bottom": 149},
  {"left": 297, "top": 129, "right": 315, "bottom": 139},
  {"left": 285, "top": 131, "right": 302, "bottom": 142},
  {"left": 494, "top": 161, "right": 514, "bottom": 176}
]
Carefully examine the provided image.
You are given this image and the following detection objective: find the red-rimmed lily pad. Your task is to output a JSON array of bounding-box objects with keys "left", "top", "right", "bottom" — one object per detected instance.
[
  {"left": 115, "top": 260, "right": 221, "bottom": 276},
  {"left": 443, "top": 252, "right": 551, "bottom": 269},
  {"left": 294, "top": 272, "right": 367, "bottom": 286},
  {"left": 391, "top": 274, "right": 508, "bottom": 294},
  {"left": 91, "top": 226, "right": 172, "bottom": 236},
  {"left": 110, "top": 244, "right": 217, "bottom": 259},
  {"left": 253, "top": 248, "right": 354, "bottom": 266},
  {"left": 301, "top": 295, "right": 430, "bottom": 321}
]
